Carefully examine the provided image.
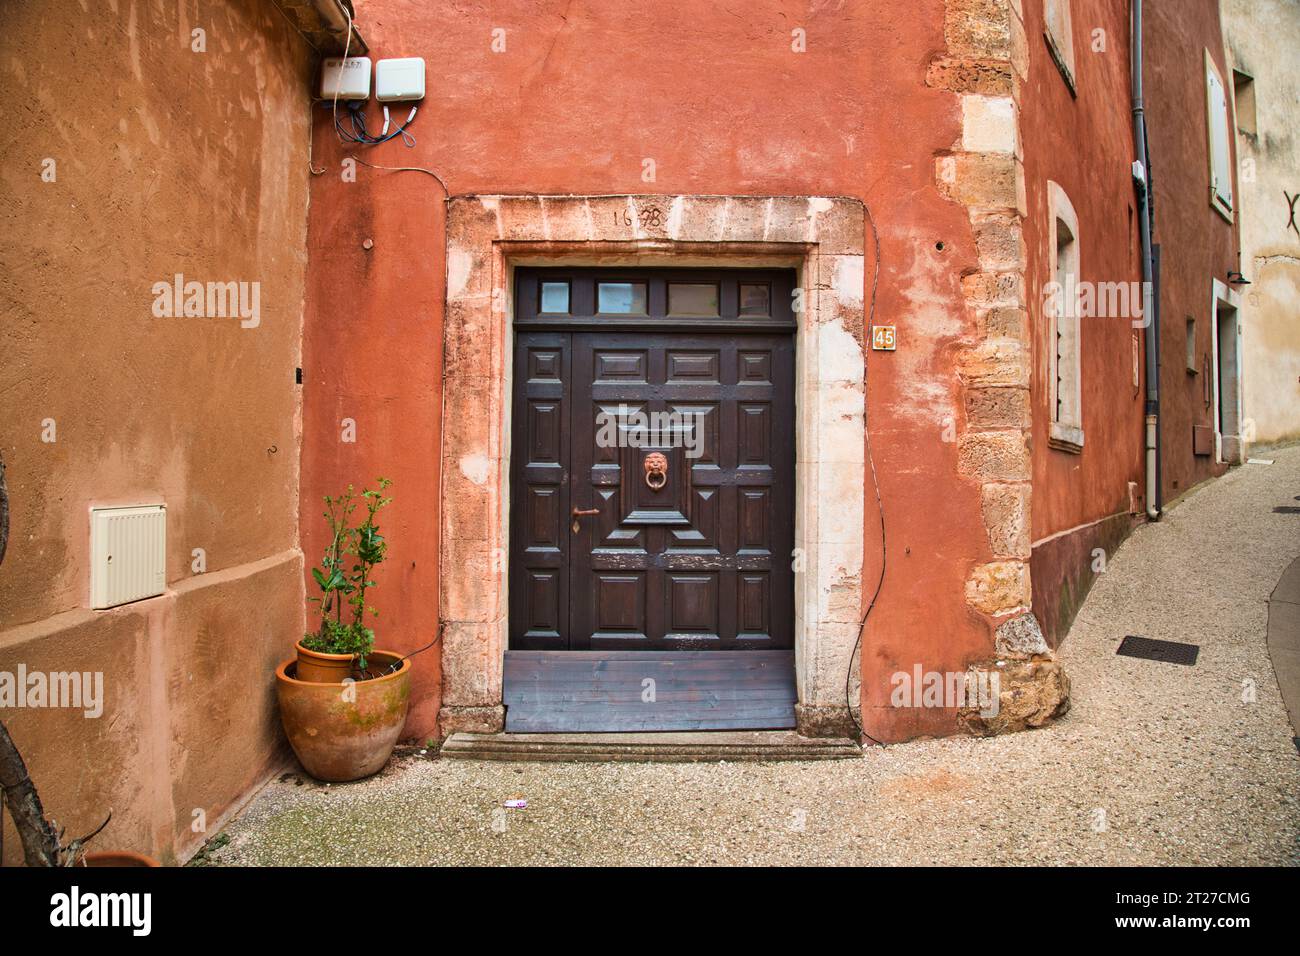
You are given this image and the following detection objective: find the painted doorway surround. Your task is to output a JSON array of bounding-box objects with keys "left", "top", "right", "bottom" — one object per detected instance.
[
  {"left": 440, "top": 194, "right": 868, "bottom": 739},
  {"left": 1210, "top": 278, "right": 1244, "bottom": 465}
]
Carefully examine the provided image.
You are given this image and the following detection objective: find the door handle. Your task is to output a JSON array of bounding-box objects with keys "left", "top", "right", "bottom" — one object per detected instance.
[{"left": 571, "top": 506, "right": 599, "bottom": 534}]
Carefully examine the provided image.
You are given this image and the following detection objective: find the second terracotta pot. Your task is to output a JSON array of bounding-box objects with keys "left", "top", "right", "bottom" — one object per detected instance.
[
  {"left": 294, "top": 641, "right": 356, "bottom": 683},
  {"left": 82, "top": 851, "right": 161, "bottom": 867}
]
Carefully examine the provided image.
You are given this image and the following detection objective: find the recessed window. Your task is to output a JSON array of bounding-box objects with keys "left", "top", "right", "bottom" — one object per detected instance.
[
  {"left": 1186, "top": 317, "right": 1198, "bottom": 373},
  {"left": 597, "top": 282, "right": 647, "bottom": 314},
  {"left": 1232, "top": 69, "right": 1256, "bottom": 136},
  {"left": 667, "top": 282, "right": 719, "bottom": 316},
  {"left": 739, "top": 283, "right": 771, "bottom": 316},
  {"left": 540, "top": 281, "right": 570, "bottom": 314},
  {"left": 1044, "top": 0, "right": 1076, "bottom": 93}
]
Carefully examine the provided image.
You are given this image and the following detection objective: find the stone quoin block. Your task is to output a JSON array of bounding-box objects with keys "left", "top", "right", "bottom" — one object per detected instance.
[
  {"left": 980, "top": 481, "right": 1032, "bottom": 558},
  {"left": 978, "top": 306, "right": 1029, "bottom": 342},
  {"left": 936, "top": 152, "right": 1025, "bottom": 213},
  {"left": 972, "top": 213, "right": 1027, "bottom": 270},
  {"left": 965, "top": 385, "right": 1031, "bottom": 429},
  {"left": 926, "top": 57, "right": 1015, "bottom": 96},
  {"left": 944, "top": 0, "right": 1014, "bottom": 61},
  {"left": 957, "top": 430, "right": 1031, "bottom": 481},
  {"left": 964, "top": 560, "right": 1032, "bottom": 615},
  {"left": 961, "top": 95, "right": 1019, "bottom": 155},
  {"left": 960, "top": 270, "right": 1025, "bottom": 308},
  {"left": 956, "top": 339, "right": 1030, "bottom": 388}
]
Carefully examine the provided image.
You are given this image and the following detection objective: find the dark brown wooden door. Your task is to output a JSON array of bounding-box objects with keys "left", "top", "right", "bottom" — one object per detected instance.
[{"left": 509, "top": 269, "right": 796, "bottom": 653}]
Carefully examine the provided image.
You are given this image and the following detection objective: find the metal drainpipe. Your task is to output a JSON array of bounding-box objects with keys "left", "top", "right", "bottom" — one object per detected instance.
[{"left": 1132, "top": 0, "right": 1161, "bottom": 520}]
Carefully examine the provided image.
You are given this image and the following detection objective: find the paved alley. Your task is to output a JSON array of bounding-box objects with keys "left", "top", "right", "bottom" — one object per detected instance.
[{"left": 209, "top": 448, "right": 1300, "bottom": 866}]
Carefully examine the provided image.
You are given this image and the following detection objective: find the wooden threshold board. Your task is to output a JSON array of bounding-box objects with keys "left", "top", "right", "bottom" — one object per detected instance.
[{"left": 503, "top": 649, "right": 796, "bottom": 733}]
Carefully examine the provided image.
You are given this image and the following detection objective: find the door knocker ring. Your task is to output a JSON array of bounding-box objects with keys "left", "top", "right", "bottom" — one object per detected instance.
[{"left": 644, "top": 452, "right": 668, "bottom": 491}]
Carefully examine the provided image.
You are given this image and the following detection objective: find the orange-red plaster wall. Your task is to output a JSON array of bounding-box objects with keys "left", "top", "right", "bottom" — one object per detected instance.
[
  {"left": 302, "top": 0, "right": 1001, "bottom": 742},
  {"left": 1022, "top": 0, "right": 1145, "bottom": 537}
]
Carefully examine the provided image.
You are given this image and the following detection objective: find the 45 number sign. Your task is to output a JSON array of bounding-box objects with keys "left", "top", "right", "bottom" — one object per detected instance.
[{"left": 871, "top": 325, "right": 897, "bottom": 351}]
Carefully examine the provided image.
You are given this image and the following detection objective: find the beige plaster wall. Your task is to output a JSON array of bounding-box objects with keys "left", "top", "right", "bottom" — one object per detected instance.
[
  {"left": 0, "top": 0, "right": 312, "bottom": 864},
  {"left": 1225, "top": 0, "right": 1300, "bottom": 448}
]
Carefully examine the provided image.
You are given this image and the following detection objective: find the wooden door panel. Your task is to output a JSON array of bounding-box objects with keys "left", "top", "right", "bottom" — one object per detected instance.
[
  {"left": 508, "top": 333, "right": 571, "bottom": 650},
  {"left": 571, "top": 332, "right": 794, "bottom": 651}
]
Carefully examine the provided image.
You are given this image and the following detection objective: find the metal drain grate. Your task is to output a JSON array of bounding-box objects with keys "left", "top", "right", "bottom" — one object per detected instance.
[
  {"left": 1116, "top": 635, "right": 1200, "bottom": 666},
  {"left": 1273, "top": 506, "right": 1300, "bottom": 514}
]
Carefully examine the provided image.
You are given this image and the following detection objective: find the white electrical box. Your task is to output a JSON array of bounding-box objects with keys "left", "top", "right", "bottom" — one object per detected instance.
[
  {"left": 90, "top": 505, "right": 166, "bottom": 609},
  {"left": 375, "top": 57, "right": 426, "bottom": 102},
  {"left": 320, "top": 56, "right": 372, "bottom": 101}
]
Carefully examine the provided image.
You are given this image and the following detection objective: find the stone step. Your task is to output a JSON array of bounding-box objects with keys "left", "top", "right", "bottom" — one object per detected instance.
[{"left": 439, "top": 730, "right": 861, "bottom": 763}]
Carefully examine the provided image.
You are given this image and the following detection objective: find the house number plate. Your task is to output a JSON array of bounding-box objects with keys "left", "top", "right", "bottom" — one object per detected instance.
[{"left": 871, "top": 325, "right": 897, "bottom": 351}]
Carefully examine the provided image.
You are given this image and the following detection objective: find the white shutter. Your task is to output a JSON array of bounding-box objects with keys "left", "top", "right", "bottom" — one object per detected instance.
[{"left": 1207, "top": 66, "right": 1233, "bottom": 210}]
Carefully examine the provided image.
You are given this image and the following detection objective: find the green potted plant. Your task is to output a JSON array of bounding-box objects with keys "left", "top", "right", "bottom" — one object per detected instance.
[
  {"left": 276, "top": 478, "right": 413, "bottom": 782},
  {"left": 296, "top": 479, "right": 391, "bottom": 682}
]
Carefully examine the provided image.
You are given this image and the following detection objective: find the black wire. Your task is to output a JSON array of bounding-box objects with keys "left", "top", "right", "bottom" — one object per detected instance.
[
  {"left": 384, "top": 624, "right": 444, "bottom": 674},
  {"left": 323, "top": 100, "right": 417, "bottom": 148},
  {"left": 847, "top": 200, "right": 886, "bottom": 748}
]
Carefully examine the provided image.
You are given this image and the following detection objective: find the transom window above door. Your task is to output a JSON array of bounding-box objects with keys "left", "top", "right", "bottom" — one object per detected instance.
[{"left": 516, "top": 268, "right": 797, "bottom": 331}]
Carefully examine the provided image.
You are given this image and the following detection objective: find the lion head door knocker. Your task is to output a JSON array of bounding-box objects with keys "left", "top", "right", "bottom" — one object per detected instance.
[{"left": 643, "top": 452, "right": 669, "bottom": 491}]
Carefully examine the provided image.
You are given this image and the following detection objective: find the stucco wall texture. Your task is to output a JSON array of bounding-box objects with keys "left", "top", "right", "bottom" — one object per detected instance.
[
  {"left": 0, "top": 1, "right": 311, "bottom": 864},
  {"left": 301, "top": 0, "right": 1005, "bottom": 744},
  {"left": 1143, "top": 0, "right": 1240, "bottom": 499},
  {"left": 1224, "top": 0, "right": 1300, "bottom": 449}
]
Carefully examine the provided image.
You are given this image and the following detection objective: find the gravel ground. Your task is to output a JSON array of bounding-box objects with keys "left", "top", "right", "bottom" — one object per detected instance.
[{"left": 209, "top": 449, "right": 1300, "bottom": 866}]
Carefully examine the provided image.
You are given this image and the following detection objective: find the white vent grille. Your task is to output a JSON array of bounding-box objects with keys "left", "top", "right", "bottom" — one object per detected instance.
[{"left": 89, "top": 505, "right": 166, "bottom": 609}]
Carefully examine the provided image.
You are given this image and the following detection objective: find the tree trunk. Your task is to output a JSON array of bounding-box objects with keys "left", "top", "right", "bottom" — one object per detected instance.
[
  {"left": 0, "top": 450, "right": 9, "bottom": 567},
  {"left": 0, "top": 456, "right": 66, "bottom": 866},
  {"left": 0, "top": 719, "right": 65, "bottom": 866}
]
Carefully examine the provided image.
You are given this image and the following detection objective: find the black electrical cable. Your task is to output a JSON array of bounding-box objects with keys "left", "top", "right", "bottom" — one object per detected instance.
[{"left": 846, "top": 200, "right": 886, "bottom": 748}]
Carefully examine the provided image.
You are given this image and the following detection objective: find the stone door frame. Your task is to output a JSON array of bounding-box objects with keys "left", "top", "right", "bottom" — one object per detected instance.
[{"left": 439, "top": 194, "right": 868, "bottom": 738}]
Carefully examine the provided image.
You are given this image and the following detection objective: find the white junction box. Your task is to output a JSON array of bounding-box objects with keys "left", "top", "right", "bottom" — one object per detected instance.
[
  {"left": 90, "top": 505, "right": 166, "bottom": 609},
  {"left": 375, "top": 57, "right": 426, "bottom": 102},
  {"left": 320, "top": 56, "right": 372, "bottom": 101}
]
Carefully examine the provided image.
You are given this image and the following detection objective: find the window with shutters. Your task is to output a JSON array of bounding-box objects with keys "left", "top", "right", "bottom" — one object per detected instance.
[
  {"left": 1205, "top": 52, "right": 1234, "bottom": 220},
  {"left": 1044, "top": 0, "right": 1076, "bottom": 94},
  {"left": 1047, "top": 181, "right": 1083, "bottom": 453}
]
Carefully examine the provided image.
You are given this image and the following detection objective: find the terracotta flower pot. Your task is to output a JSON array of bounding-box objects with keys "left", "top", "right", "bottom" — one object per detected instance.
[
  {"left": 294, "top": 640, "right": 356, "bottom": 684},
  {"left": 82, "top": 851, "right": 161, "bottom": 867},
  {"left": 276, "top": 649, "right": 411, "bottom": 782}
]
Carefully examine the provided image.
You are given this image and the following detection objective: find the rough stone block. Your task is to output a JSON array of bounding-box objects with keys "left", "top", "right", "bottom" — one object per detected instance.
[
  {"left": 957, "top": 658, "right": 1070, "bottom": 735},
  {"left": 926, "top": 57, "right": 1014, "bottom": 96},
  {"left": 958, "top": 431, "right": 1030, "bottom": 481},
  {"left": 438, "top": 705, "right": 505, "bottom": 737},
  {"left": 965, "top": 385, "right": 1030, "bottom": 429},
  {"left": 961, "top": 270, "right": 1024, "bottom": 308},
  {"left": 978, "top": 306, "right": 1029, "bottom": 341},
  {"left": 936, "top": 153, "right": 1023, "bottom": 212},
  {"left": 965, "top": 560, "right": 1031, "bottom": 614},
  {"left": 956, "top": 339, "right": 1030, "bottom": 388},
  {"left": 972, "top": 213, "right": 1026, "bottom": 270},
  {"left": 994, "top": 612, "right": 1050, "bottom": 657},
  {"left": 945, "top": 0, "right": 1013, "bottom": 60},
  {"left": 982, "top": 481, "right": 1032, "bottom": 558}
]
